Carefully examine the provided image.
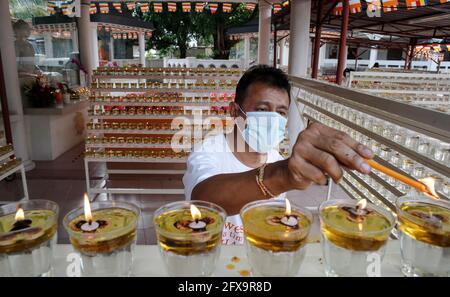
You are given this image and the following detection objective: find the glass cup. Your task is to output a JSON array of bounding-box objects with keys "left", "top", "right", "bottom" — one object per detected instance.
[
  {"left": 240, "top": 200, "right": 312, "bottom": 276},
  {"left": 405, "top": 134, "right": 420, "bottom": 151},
  {"left": 0, "top": 200, "right": 59, "bottom": 276},
  {"left": 319, "top": 199, "right": 395, "bottom": 276},
  {"left": 432, "top": 142, "right": 450, "bottom": 162},
  {"left": 63, "top": 201, "right": 140, "bottom": 276},
  {"left": 153, "top": 200, "right": 226, "bottom": 276},
  {"left": 382, "top": 124, "right": 394, "bottom": 139},
  {"left": 362, "top": 117, "right": 373, "bottom": 130},
  {"left": 402, "top": 159, "right": 415, "bottom": 175},
  {"left": 396, "top": 194, "right": 450, "bottom": 277},
  {"left": 393, "top": 129, "right": 406, "bottom": 144},
  {"left": 372, "top": 121, "right": 382, "bottom": 135},
  {"left": 412, "top": 166, "right": 425, "bottom": 179},
  {"left": 417, "top": 140, "right": 431, "bottom": 155}
]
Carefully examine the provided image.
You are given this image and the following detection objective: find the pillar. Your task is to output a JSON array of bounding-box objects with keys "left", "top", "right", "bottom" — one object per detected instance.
[
  {"left": 404, "top": 38, "right": 417, "bottom": 70},
  {"left": 90, "top": 24, "right": 99, "bottom": 69},
  {"left": 318, "top": 43, "right": 326, "bottom": 70},
  {"left": 78, "top": 0, "right": 93, "bottom": 79},
  {"left": 286, "top": 0, "right": 311, "bottom": 201},
  {"left": 72, "top": 29, "right": 79, "bottom": 53},
  {"left": 138, "top": 32, "right": 146, "bottom": 67},
  {"left": 336, "top": 0, "right": 349, "bottom": 85},
  {"left": 287, "top": 0, "right": 311, "bottom": 151},
  {"left": 288, "top": 0, "right": 311, "bottom": 76},
  {"left": 109, "top": 35, "right": 114, "bottom": 61},
  {"left": 369, "top": 47, "right": 378, "bottom": 68},
  {"left": 281, "top": 38, "right": 289, "bottom": 66},
  {"left": 257, "top": 0, "right": 272, "bottom": 65},
  {"left": 244, "top": 35, "right": 251, "bottom": 68},
  {"left": 0, "top": 0, "right": 34, "bottom": 170},
  {"left": 312, "top": 0, "right": 323, "bottom": 79},
  {"left": 278, "top": 38, "right": 285, "bottom": 67},
  {"left": 44, "top": 32, "right": 54, "bottom": 58},
  {"left": 273, "top": 29, "right": 278, "bottom": 67}
]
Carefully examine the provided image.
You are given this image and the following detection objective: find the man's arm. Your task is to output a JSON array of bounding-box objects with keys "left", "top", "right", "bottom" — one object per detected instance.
[
  {"left": 191, "top": 123, "right": 374, "bottom": 215},
  {"left": 191, "top": 159, "right": 291, "bottom": 215}
]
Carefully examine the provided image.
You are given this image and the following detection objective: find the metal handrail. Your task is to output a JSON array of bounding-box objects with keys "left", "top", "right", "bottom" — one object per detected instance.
[{"left": 289, "top": 76, "right": 450, "bottom": 143}]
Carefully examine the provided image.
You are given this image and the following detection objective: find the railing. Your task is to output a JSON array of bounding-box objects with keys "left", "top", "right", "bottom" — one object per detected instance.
[
  {"left": 163, "top": 57, "right": 244, "bottom": 69},
  {"left": 289, "top": 76, "right": 450, "bottom": 218},
  {"left": 110, "top": 59, "right": 141, "bottom": 67},
  {"left": 347, "top": 71, "right": 450, "bottom": 114},
  {"left": 321, "top": 59, "right": 450, "bottom": 72}
]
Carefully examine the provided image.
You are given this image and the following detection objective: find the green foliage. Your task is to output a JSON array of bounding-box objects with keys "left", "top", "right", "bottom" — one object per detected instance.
[
  {"left": 141, "top": 3, "right": 200, "bottom": 58},
  {"left": 141, "top": 3, "right": 255, "bottom": 59},
  {"left": 193, "top": 3, "right": 254, "bottom": 59},
  {"left": 195, "top": 52, "right": 211, "bottom": 59},
  {"left": 9, "top": 0, "right": 48, "bottom": 20}
]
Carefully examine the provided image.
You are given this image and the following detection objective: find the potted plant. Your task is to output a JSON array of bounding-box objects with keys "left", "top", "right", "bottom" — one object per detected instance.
[{"left": 24, "top": 77, "right": 56, "bottom": 108}]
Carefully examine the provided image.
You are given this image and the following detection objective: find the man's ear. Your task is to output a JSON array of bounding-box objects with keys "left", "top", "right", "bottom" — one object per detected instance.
[{"left": 229, "top": 102, "right": 239, "bottom": 118}]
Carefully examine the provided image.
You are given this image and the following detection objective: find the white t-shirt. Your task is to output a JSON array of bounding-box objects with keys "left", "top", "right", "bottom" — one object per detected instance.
[{"left": 183, "top": 133, "right": 285, "bottom": 245}]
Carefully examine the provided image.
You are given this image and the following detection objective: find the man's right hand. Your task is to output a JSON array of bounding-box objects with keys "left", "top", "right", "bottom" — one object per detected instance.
[{"left": 285, "top": 122, "right": 374, "bottom": 189}]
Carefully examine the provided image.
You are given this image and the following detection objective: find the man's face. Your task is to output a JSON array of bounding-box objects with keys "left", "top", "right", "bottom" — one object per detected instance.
[{"left": 230, "top": 82, "right": 290, "bottom": 118}]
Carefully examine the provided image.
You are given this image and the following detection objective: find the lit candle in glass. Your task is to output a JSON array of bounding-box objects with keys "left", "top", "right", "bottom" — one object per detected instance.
[
  {"left": 0, "top": 200, "right": 58, "bottom": 276},
  {"left": 396, "top": 179, "right": 450, "bottom": 277},
  {"left": 63, "top": 194, "right": 140, "bottom": 276},
  {"left": 154, "top": 201, "right": 226, "bottom": 276},
  {"left": 240, "top": 199, "right": 312, "bottom": 276},
  {"left": 319, "top": 199, "right": 395, "bottom": 276}
]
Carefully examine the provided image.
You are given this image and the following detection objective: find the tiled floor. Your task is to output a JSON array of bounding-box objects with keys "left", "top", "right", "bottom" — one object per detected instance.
[{"left": 0, "top": 143, "right": 350, "bottom": 244}]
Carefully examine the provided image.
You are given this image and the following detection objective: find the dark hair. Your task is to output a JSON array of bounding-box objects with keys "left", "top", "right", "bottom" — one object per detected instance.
[
  {"left": 235, "top": 65, "right": 291, "bottom": 106},
  {"left": 13, "top": 20, "right": 30, "bottom": 32}
]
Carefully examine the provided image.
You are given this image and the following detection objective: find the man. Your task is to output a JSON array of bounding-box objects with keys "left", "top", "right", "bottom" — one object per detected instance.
[{"left": 183, "top": 65, "right": 373, "bottom": 245}]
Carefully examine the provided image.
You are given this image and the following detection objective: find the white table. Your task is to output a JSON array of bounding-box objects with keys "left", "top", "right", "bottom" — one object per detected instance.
[{"left": 52, "top": 240, "right": 403, "bottom": 277}]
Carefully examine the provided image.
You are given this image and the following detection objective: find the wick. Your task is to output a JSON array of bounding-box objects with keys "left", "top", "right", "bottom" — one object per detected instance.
[
  {"left": 342, "top": 206, "right": 371, "bottom": 223},
  {"left": 79, "top": 219, "right": 105, "bottom": 232},
  {"left": 10, "top": 219, "right": 33, "bottom": 232},
  {"left": 280, "top": 215, "right": 298, "bottom": 228},
  {"left": 188, "top": 218, "right": 207, "bottom": 231}
]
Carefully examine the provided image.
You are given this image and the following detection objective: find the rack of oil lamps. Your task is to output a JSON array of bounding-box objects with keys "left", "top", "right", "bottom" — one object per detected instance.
[
  {"left": 347, "top": 71, "right": 450, "bottom": 114},
  {"left": 0, "top": 105, "right": 29, "bottom": 203},
  {"left": 0, "top": 143, "right": 29, "bottom": 204},
  {"left": 92, "top": 66, "right": 243, "bottom": 80},
  {"left": 290, "top": 76, "right": 450, "bottom": 231},
  {"left": 85, "top": 67, "right": 242, "bottom": 196},
  {"left": 90, "top": 80, "right": 238, "bottom": 93}
]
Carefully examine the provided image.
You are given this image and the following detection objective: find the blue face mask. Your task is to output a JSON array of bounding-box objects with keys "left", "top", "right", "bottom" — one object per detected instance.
[{"left": 236, "top": 106, "right": 287, "bottom": 153}]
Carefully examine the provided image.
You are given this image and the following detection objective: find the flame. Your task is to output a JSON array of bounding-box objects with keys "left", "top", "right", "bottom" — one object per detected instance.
[
  {"left": 419, "top": 177, "right": 439, "bottom": 199},
  {"left": 356, "top": 199, "right": 367, "bottom": 210},
  {"left": 358, "top": 223, "right": 363, "bottom": 232},
  {"left": 285, "top": 198, "right": 292, "bottom": 216},
  {"left": 15, "top": 208, "right": 25, "bottom": 221},
  {"left": 190, "top": 204, "right": 202, "bottom": 221},
  {"left": 84, "top": 193, "right": 93, "bottom": 222}
]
